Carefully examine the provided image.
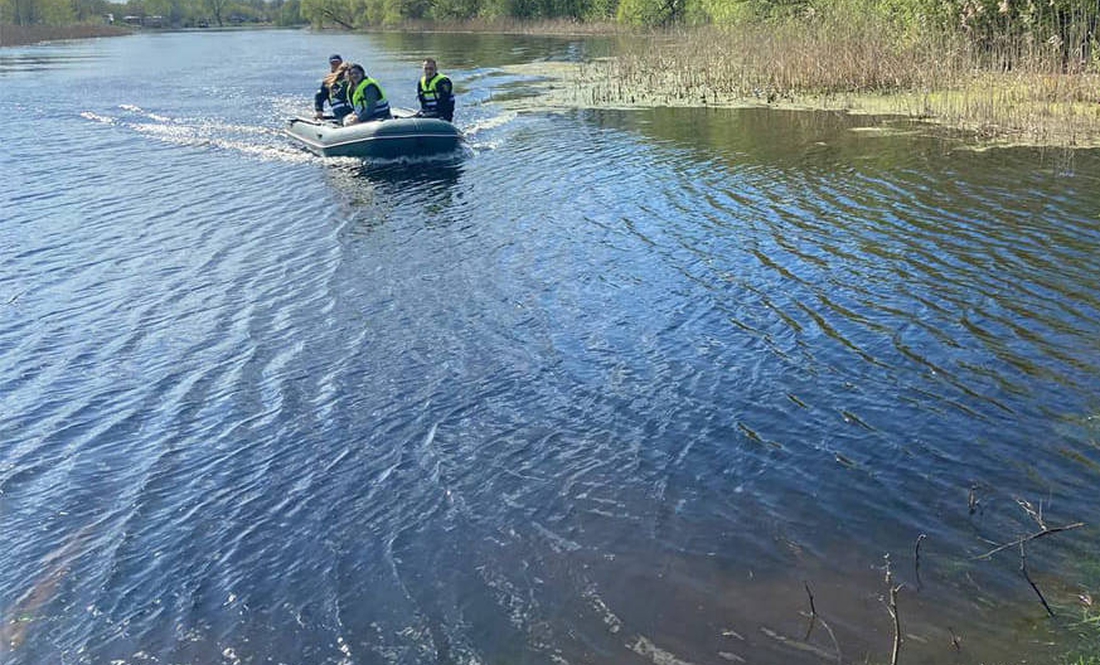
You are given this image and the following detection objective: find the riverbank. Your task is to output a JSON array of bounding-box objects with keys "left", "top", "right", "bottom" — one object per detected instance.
[
  {"left": 498, "top": 58, "right": 1100, "bottom": 149},
  {"left": 475, "top": 21, "right": 1100, "bottom": 148},
  {"left": 0, "top": 24, "right": 132, "bottom": 47},
  {"left": 6, "top": 17, "right": 1100, "bottom": 147}
]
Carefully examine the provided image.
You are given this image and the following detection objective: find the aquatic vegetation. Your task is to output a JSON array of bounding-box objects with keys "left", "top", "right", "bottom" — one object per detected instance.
[
  {"left": 1059, "top": 558, "right": 1100, "bottom": 664},
  {"left": 0, "top": 23, "right": 130, "bottom": 46},
  {"left": 582, "top": 15, "right": 1100, "bottom": 145},
  {"left": 492, "top": 2, "right": 1096, "bottom": 146}
]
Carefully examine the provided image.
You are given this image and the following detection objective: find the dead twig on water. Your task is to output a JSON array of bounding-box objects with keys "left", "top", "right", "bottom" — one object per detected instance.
[
  {"left": 914, "top": 534, "right": 926, "bottom": 591},
  {"left": 968, "top": 484, "right": 980, "bottom": 515},
  {"left": 798, "top": 581, "right": 841, "bottom": 665},
  {"left": 760, "top": 627, "right": 837, "bottom": 661},
  {"left": 1020, "top": 543, "right": 1056, "bottom": 617},
  {"left": 803, "top": 581, "right": 817, "bottom": 640},
  {"left": 818, "top": 616, "right": 841, "bottom": 665},
  {"left": 948, "top": 626, "right": 962, "bottom": 652},
  {"left": 1015, "top": 497, "right": 1046, "bottom": 530},
  {"left": 883, "top": 554, "right": 904, "bottom": 665},
  {"left": 972, "top": 522, "right": 1085, "bottom": 560},
  {"left": 820, "top": 615, "right": 842, "bottom": 665},
  {"left": 888, "top": 583, "right": 902, "bottom": 665}
]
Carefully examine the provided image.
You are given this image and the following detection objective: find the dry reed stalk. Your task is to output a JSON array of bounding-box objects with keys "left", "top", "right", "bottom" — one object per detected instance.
[
  {"left": 883, "top": 554, "right": 903, "bottom": 665},
  {"left": 799, "top": 581, "right": 842, "bottom": 664},
  {"left": 390, "top": 17, "right": 626, "bottom": 35},
  {"left": 587, "top": 9, "right": 1100, "bottom": 144}
]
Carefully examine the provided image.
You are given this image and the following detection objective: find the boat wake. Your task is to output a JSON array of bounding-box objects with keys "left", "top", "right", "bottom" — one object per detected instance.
[
  {"left": 80, "top": 104, "right": 316, "bottom": 164},
  {"left": 82, "top": 103, "right": 482, "bottom": 167},
  {"left": 459, "top": 109, "right": 518, "bottom": 152}
]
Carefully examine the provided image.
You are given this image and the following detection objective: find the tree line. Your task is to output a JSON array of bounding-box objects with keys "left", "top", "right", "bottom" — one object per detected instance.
[
  {"left": 298, "top": 0, "right": 1100, "bottom": 39},
  {"left": 299, "top": 0, "right": 1099, "bottom": 69},
  {"left": 1, "top": 0, "right": 303, "bottom": 28},
  {"left": 4, "top": 0, "right": 1098, "bottom": 68}
]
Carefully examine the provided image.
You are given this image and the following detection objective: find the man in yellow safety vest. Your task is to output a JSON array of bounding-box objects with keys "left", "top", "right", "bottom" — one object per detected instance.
[{"left": 416, "top": 58, "right": 455, "bottom": 122}]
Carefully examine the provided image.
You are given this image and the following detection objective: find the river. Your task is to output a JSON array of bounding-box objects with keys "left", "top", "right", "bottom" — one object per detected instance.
[{"left": 1, "top": 27, "right": 1099, "bottom": 665}]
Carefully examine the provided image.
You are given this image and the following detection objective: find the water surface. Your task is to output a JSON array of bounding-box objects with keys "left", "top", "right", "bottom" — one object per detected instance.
[{"left": 1, "top": 28, "right": 1099, "bottom": 665}]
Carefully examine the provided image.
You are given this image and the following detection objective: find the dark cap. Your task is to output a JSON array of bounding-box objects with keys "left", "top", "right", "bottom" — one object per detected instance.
[{"left": 329, "top": 54, "right": 342, "bottom": 63}]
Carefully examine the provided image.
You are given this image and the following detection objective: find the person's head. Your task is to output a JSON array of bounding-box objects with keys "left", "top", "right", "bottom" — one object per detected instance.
[
  {"left": 347, "top": 64, "right": 365, "bottom": 84},
  {"left": 422, "top": 59, "right": 438, "bottom": 78},
  {"left": 328, "top": 54, "right": 343, "bottom": 72},
  {"left": 324, "top": 61, "right": 350, "bottom": 86}
]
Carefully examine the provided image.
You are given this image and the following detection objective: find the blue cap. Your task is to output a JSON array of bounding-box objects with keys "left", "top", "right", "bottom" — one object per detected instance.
[{"left": 329, "top": 54, "right": 342, "bottom": 63}]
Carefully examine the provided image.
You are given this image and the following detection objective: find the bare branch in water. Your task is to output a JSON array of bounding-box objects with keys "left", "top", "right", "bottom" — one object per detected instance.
[
  {"left": 883, "top": 554, "right": 903, "bottom": 665},
  {"left": 973, "top": 522, "right": 1085, "bottom": 560},
  {"left": 948, "top": 626, "right": 962, "bottom": 652},
  {"left": 914, "top": 534, "right": 927, "bottom": 591},
  {"left": 798, "top": 581, "right": 840, "bottom": 664},
  {"left": 1020, "top": 543, "right": 1055, "bottom": 617},
  {"left": 1015, "top": 497, "right": 1047, "bottom": 530},
  {"left": 816, "top": 615, "right": 842, "bottom": 665},
  {"left": 803, "top": 581, "right": 817, "bottom": 640}
]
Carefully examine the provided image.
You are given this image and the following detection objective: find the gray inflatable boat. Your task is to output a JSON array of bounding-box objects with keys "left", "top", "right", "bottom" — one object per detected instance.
[{"left": 286, "top": 108, "right": 462, "bottom": 159}]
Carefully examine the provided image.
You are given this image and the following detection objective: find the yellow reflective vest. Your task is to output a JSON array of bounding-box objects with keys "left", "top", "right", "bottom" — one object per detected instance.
[
  {"left": 418, "top": 73, "right": 453, "bottom": 120},
  {"left": 350, "top": 77, "right": 391, "bottom": 121}
]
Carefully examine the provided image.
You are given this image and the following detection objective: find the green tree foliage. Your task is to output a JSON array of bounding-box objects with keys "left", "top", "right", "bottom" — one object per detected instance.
[
  {"left": 583, "top": 0, "right": 615, "bottom": 19},
  {"left": 1, "top": 0, "right": 72, "bottom": 24},
  {"left": 4, "top": 0, "right": 1098, "bottom": 70},
  {"left": 380, "top": 0, "right": 430, "bottom": 22},
  {"left": 301, "top": 0, "right": 356, "bottom": 26},
  {"left": 39, "top": 0, "right": 72, "bottom": 23},
  {"left": 276, "top": 0, "right": 302, "bottom": 24},
  {"left": 145, "top": 0, "right": 187, "bottom": 24},
  {"left": 1, "top": 0, "right": 287, "bottom": 26},
  {"left": 202, "top": 0, "right": 228, "bottom": 24},
  {"left": 490, "top": 0, "right": 591, "bottom": 19},
  {"left": 616, "top": 0, "right": 684, "bottom": 26},
  {"left": 429, "top": 0, "right": 479, "bottom": 20},
  {"left": 70, "top": 0, "right": 114, "bottom": 21}
]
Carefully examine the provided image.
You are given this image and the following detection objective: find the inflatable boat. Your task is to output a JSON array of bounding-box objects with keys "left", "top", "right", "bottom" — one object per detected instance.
[{"left": 286, "top": 108, "right": 463, "bottom": 159}]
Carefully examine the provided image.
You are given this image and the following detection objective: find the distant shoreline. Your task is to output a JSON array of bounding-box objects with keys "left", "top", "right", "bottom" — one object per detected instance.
[
  {"left": 0, "top": 24, "right": 132, "bottom": 48},
  {"left": 6, "top": 21, "right": 1098, "bottom": 147}
]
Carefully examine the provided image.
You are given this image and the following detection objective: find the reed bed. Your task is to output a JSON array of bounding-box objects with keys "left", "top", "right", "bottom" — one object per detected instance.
[
  {"left": 575, "top": 13, "right": 1100, "bottom": 146},
  {"left": 381, "top": 17, "right": 625, "bottom": 35},
  {"left": 0, "top": 23, "right": 131, "bottom": 47}
]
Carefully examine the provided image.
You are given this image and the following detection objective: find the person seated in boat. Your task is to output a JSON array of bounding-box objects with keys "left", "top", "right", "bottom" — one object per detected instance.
[
  {"left": 314, "top": 61, "right": 353, "bottom": 120},
  {"left": 314, "top": 54, "right": 347, "bottom": 119},
  {"left": 415, "top": 58, "right": 454, "bottom": 122},
  {"left": 343, "top": 64, "right": 392, "bottom": 125}
]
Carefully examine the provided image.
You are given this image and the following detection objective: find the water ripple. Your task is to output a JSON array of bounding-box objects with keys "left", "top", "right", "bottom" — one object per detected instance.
[{"left": 3, "top": 34, "right": 1100, "bottom": 665}]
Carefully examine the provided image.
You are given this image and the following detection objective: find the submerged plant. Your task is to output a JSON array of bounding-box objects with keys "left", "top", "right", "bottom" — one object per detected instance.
[{"left": 1059, "top": 553, "right": 1100, "bottom": 664}]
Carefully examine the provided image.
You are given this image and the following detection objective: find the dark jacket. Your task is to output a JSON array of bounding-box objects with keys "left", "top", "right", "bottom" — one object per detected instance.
[
  {"left": 417, "top": 73, "right": 454, "bottom": 122},
  {"left": 314, "top": 78, "right": 351, "bottom": 118}
]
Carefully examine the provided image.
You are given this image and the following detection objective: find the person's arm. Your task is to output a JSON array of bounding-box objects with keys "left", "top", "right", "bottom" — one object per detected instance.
[
  {"left": 314, "top": 83, "right": 329, "bottom": 116},
  {"left": 439, "top": 77, "right": 454, "bottom": 120}
]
